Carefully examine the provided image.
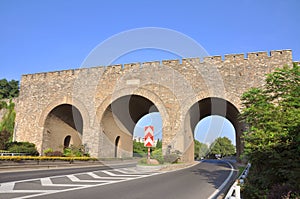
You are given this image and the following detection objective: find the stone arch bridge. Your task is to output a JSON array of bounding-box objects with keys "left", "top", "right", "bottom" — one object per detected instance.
[{"left": 15, "top": 50, "right": 293, "bottom": 162}]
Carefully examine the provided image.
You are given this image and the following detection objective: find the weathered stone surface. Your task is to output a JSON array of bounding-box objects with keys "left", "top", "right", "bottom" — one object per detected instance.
[{"left": 14, "top": 49, "right": 294, "bottom": 162}]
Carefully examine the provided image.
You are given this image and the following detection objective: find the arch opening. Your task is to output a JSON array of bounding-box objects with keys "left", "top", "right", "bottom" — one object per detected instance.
[
  {"left": 64, "top": 135, "right": 71, "bottom": 148},
  {"left": 115, "top": 136, "right": 120, "bottom": 158},
  {"left": 184, "top": 97, "right": 244, "bottom": 161},
  {"left": 100, "top": 95, "right": 160, "bottom": 158},
  {"left": 133, "top": 112, "right": 163, "bottom": 157},
  {"left": 42, "top": 104, "right": 83, "bottom": 153},
  {"left": 194, "top": 115, "right": 236, "bottom": 159}
]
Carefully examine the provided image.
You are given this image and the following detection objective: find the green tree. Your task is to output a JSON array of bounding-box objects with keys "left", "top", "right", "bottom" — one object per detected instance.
[
  {"left": 133, "top": 140, "right": 148, "bottom": 157},
  {"left": 155, "top": 139, "right": 162, "bottom": 149},
  {"left": 194, "top": 139, "right": 208, "bottom": 159},
  {"left": 209, "top": 137, "right": 235, "bottom": 158},
  {"left": 240, "top": 63, "right": 300, "bottom": 198},
  {"left": 0, "top": 79, "right": 19, "bottom": 99}
]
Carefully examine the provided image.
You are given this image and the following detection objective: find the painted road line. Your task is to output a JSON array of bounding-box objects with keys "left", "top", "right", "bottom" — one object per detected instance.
[
  {"left": 208, "top": 161, "right": 235, "bottom": 199},
  {"left": 102, "top": 170, "right": 146, "bottom": 177},
  {"left": 86, "top": 172, "right": 129, "bottom": 180},
  {"left": 0, "top": 182, "right": 15, "bottom": 191},
  {"left": 40, "top": 177, "right": 85, "bottom": 187}
]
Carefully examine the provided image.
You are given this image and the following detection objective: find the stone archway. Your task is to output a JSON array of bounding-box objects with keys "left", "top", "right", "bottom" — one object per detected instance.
[
  {"left": 98, "top": 94, "right": 162, "bottom": 158},
  {"left": 184, "top": 97, "right": 244, "bottom": 162},
  {"left": 42, "top": 104, "right": 83, "bottom": 153}
]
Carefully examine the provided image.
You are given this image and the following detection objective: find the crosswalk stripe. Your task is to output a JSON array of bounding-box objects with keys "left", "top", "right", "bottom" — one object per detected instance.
[
  {"left": 40, "top": 177, "right": 86, "bottom": 187},
  {"left": 0, "top": 167, "right": 162, "bottom": 198},
  {"left": 0, "top": 182, "right": 15, "bottom": 191},
  {"left": 66, "top": 174, "right": 121, "bottom": 183},
  {"left": 66, "top": 174, "right": 80, "bottom": 182},
  {"left": 87, "top": 172, "right": 129, "bottom": 180},
  {"left": 40, "top": 178, "right": 52, "bottom": 185},
  {"left": 103, "top": 170, "right": 145, "bottom": 177}
]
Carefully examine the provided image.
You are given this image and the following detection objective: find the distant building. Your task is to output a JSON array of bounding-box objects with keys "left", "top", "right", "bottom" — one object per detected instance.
[{"left": 133, "top": 136, "right": 160, "bottom": 147}]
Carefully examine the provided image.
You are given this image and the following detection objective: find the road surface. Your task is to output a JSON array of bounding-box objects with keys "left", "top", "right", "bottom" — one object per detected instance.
[{"left": 0, "top": 160, "right": 237, "bottom": 199}]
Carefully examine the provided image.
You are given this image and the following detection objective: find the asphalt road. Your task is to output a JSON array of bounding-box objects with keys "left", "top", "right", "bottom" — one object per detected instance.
[
  {"left": 27, "top": 160, "right": 237, "bottom": 199},
  {"left": 0, "top": 163, "right": 136, "bottom": 183}
]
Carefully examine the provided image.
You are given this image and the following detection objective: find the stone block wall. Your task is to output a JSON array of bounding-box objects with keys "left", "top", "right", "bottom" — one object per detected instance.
[{"left": 14, "top": 49, "right": 293, "bottom": 161}]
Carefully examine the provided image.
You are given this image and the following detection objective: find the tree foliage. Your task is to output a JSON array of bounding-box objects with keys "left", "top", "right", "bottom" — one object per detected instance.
[
  {"left": 0, "top": 79, "right": 19, "bottom": 100},
  {"left": 209, "top": 137, "right": 235, "bottom": 158},
  {"left": 194, "top": 139, "right": 209, "bottom": 159},
  {"left": 133, "top": 140, "right": 148, "bottom": 157},
  {"left": 240, "top": 63, "right": 300, "bottom": 198},
  {"left": 133, "top": 140, "right": 161, "bottom": 156}
]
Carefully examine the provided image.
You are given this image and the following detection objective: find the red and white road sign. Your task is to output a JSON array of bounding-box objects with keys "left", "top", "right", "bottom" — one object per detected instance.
[{"left": 144, "top": 126, "right": 154, "bottom": 147}]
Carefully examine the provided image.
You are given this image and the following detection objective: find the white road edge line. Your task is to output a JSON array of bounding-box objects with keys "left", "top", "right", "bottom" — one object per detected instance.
[{"left": 207, "top": 161, "right": 235, "bottom": 199}]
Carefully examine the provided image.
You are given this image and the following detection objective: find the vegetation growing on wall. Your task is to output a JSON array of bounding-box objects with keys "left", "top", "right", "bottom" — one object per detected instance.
[
  {"left": 240, "top": 63, "right": 300, "bottom": 198},
  {"left": 0, "top": 100, "right": 16, "bottom": 150},
  {"left": 0, "top": 79, "right": 19, "bottom": 150}
]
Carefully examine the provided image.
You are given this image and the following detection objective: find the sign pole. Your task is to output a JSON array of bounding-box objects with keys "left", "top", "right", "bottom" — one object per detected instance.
[{"left": 147, "top": 147, "right": 151, "bottom": 164}]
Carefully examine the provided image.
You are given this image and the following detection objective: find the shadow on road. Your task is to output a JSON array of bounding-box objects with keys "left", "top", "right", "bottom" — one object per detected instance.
[{"left": 190, "top": 159, "right": 237, "bottom": 190}]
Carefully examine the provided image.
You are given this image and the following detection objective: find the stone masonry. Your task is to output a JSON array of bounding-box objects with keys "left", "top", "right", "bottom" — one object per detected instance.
[{"left": 14, "top": 50, "right": 293, "bottom": 162}]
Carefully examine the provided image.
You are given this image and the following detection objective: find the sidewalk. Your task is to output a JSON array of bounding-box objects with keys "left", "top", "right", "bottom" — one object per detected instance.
[{"left": 0, "top": 158, "right": 139, "bottom": 173}]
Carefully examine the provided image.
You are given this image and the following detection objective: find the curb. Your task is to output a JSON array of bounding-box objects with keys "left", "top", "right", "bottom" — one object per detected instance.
[{"left": 0, "top": 159, "right": 138, "bottom": 173}]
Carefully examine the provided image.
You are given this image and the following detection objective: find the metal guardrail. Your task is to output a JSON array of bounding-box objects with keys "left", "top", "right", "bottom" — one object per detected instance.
[
  {"left": 225, "top": 162, "right": 251, "bottom": 199},
  {"left": 0, "top": 152, "right": 28, "bottom": 156}
]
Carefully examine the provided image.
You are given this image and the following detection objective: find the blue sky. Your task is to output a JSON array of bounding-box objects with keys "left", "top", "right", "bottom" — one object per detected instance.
[
  {"left": 1, "top": 0, "right": 299, "bottom": 145},
  {"left": 133, "top": 113, "right": 236, "bottom": 146},
  {"left": 1, "top": 0, "right": 299, "bottom": 80}
]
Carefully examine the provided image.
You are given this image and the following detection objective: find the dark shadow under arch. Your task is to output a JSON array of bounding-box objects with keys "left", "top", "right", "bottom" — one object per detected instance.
[
  {"left": 185, "top": 97, "right": 244, "bottom": 161},
  {"left": 42, "top": 104, "right": 83, "bottom": 153},
  {"left": 64, "top": 135, "right": 71, "bottom": 148},
  {"left": 115, "top": 136, "right": 120, "bottom": 158},
  {"left": 100, "top": 94, "right": 160, "bottom": 158}
]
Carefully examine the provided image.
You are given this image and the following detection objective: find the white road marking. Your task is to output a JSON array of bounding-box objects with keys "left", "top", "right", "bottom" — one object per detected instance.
[
  {"left": 0, "top": 168, "right": 162, "bottom": 199},
  {"left": 102, "top": 170, "right": 145, "bottom": 177},
  {"left": 208, "top": 161, "right": 235, "bottom": 199},
  {"left": 0, "top": 182, "right": 15, "bottom": 191},
  {"left": 40, "top": 177, "right": 52, "bottom": 186},
  {"left": 2, "top": 190, "right": 56, "bottom": 193},
  {"left": 40, "top": 177, "right": 84, "bottom": 187},
  {"left": 87, "top": 172, "right": 129, "bottom": 180},
  {"left": 113, "top": 168, "right": 131, "bottom": 174}
]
